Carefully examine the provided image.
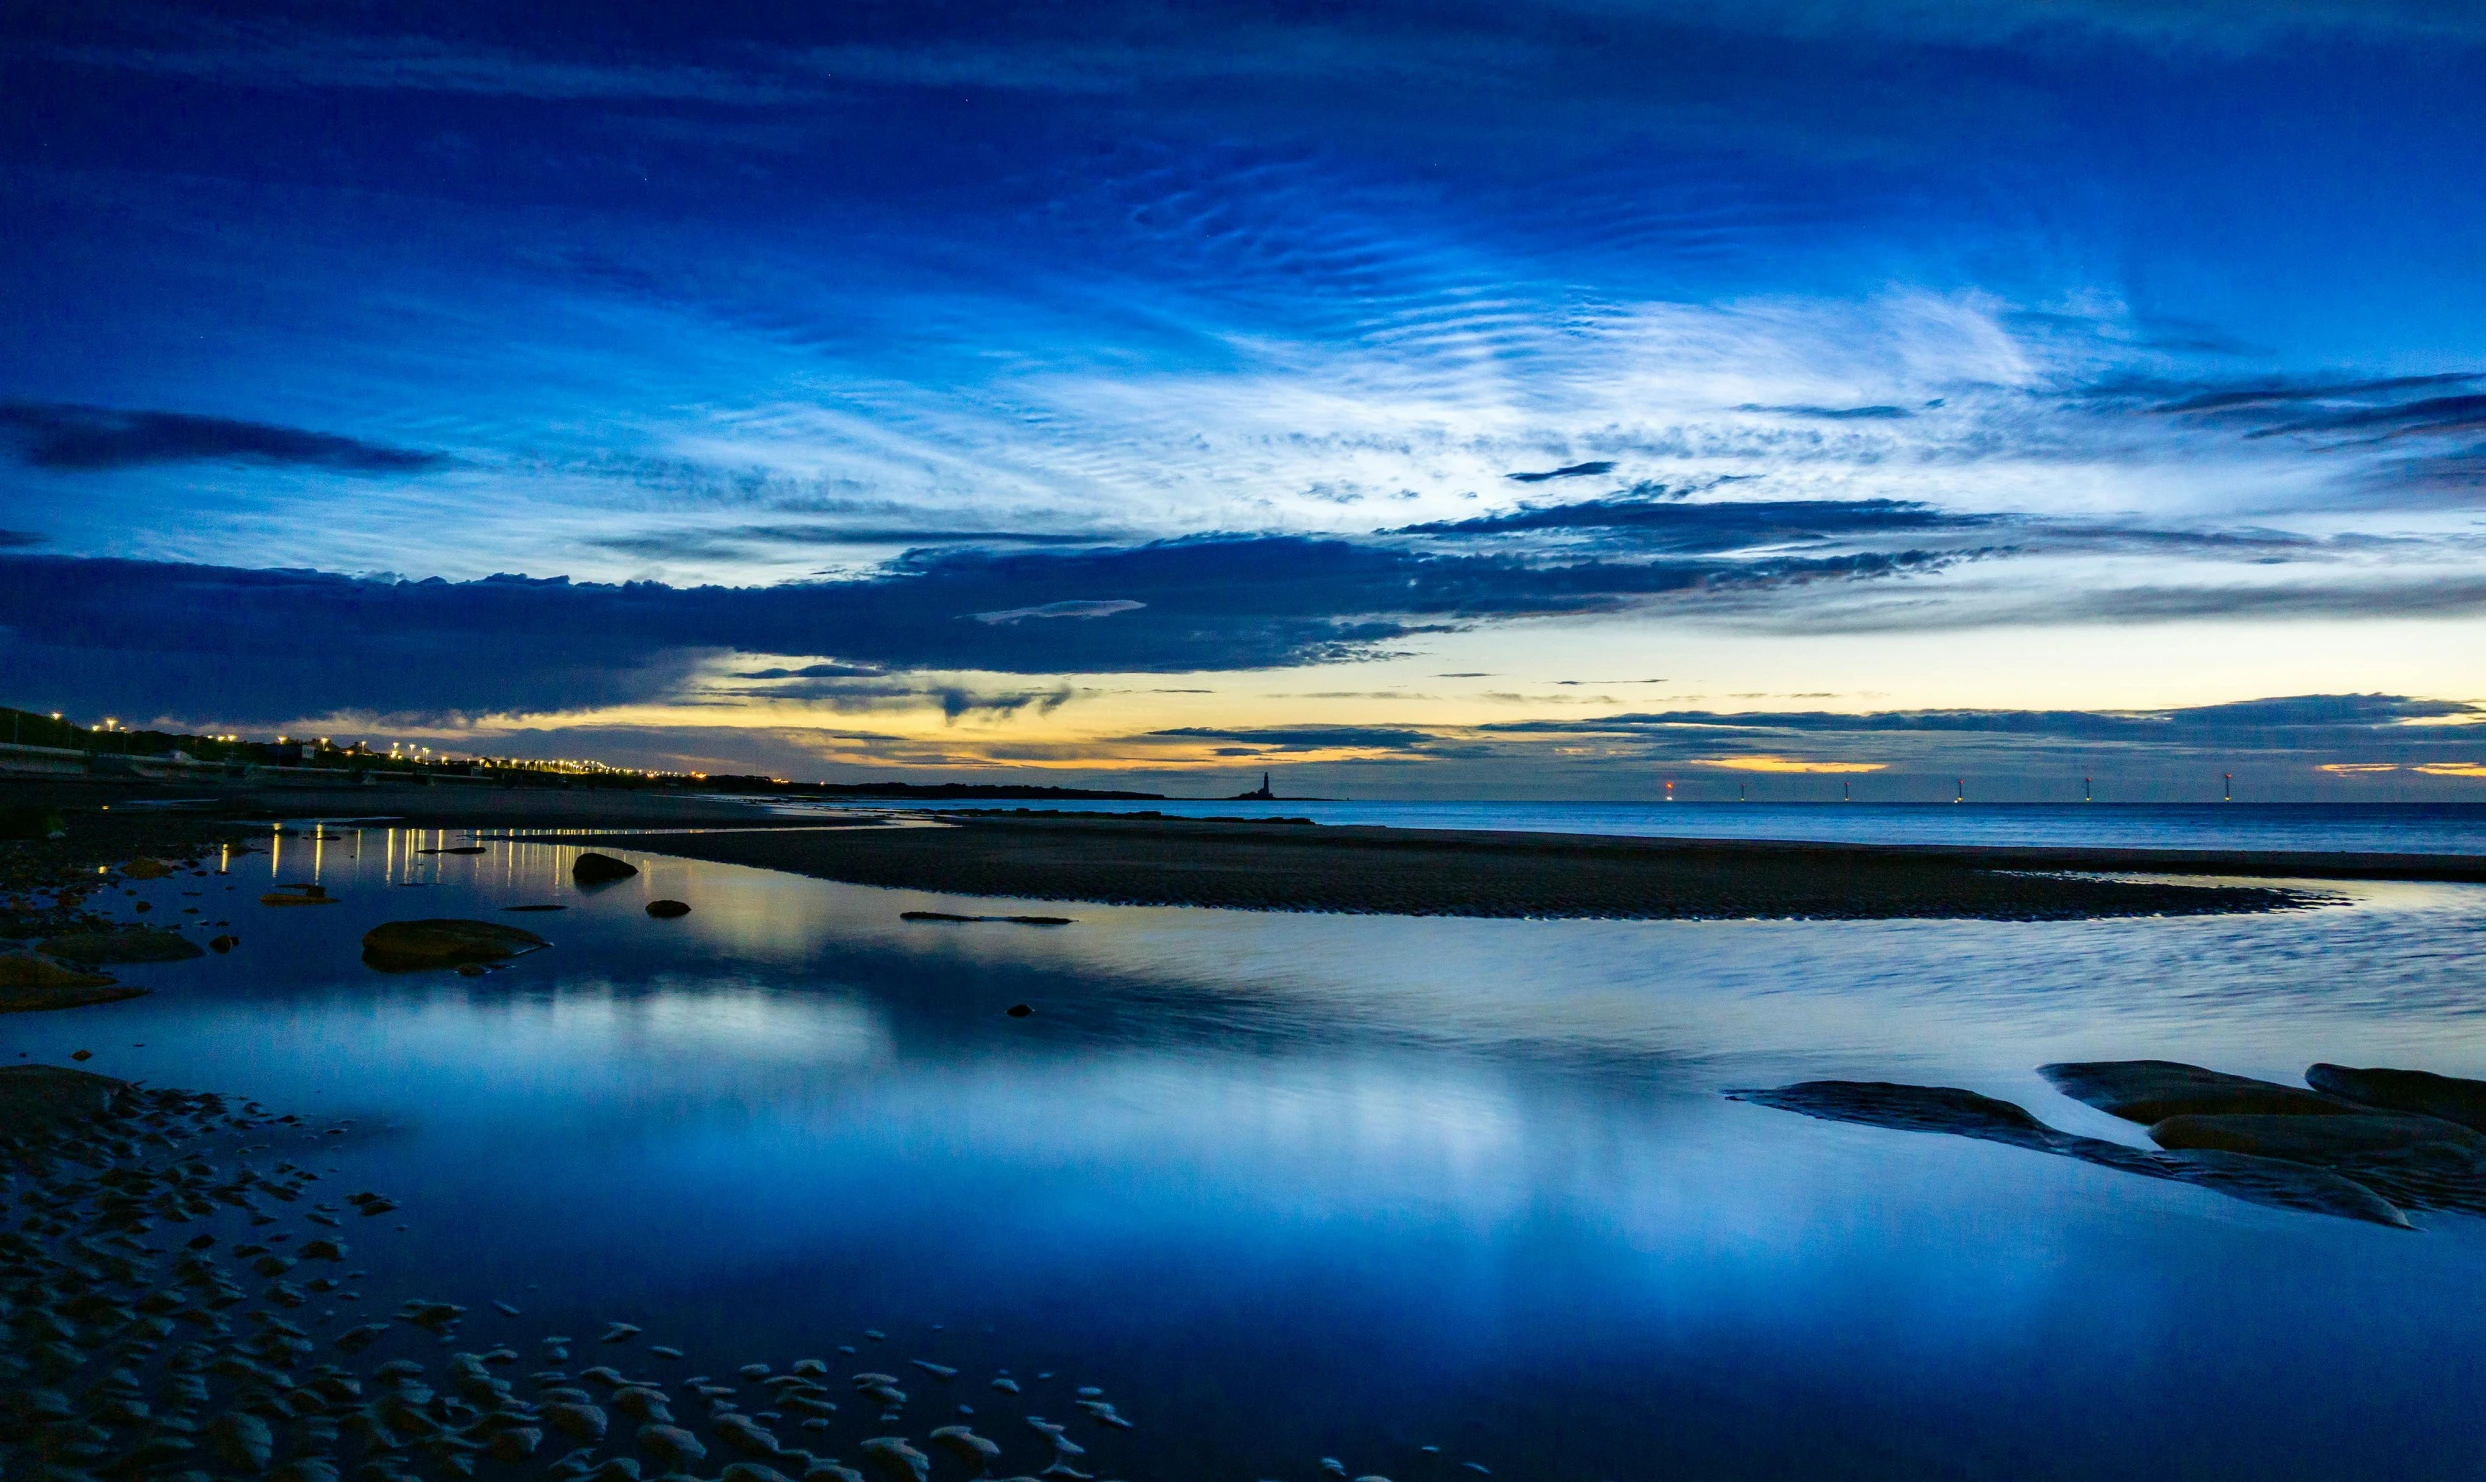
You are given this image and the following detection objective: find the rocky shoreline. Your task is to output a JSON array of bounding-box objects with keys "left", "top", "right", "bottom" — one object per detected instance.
[
  {"left": 0, "top": 1064, "right": 1170, "bottom": 1482},
  {"left": 1734, "top": 1059, "right": 2486, "bottom": 1228}
]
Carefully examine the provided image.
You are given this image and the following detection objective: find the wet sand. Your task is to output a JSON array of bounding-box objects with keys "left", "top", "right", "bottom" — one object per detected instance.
[{"left": 517, "top": 812, "right": 2383, "bottom": 920}]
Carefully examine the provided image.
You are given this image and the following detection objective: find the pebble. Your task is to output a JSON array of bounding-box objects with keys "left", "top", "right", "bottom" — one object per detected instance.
[
  {"left": 650, "top": 1344, "right": 684, "bottom": 1359},
  {"left": 989, "top": 1377, "right": 1020, "bottom": 1394},
  {"left": 857, "top": 1436, "right": 931, "bottom": 1482},
  {"left": 715, "top": 1414, "right": 788, "bottom": 1456},
  {"left": 928, "top": 1424, "right": 1001, "bottom": 1468},
  {"left": 637, "top": 1423, "right": 707, "bottom": 1467},
  {"left": 494, "top": 1300, "right": 523, "bottom": 1316},
  {"left": 601, "top": 1320, "right": 644, "bottom": 1341},
  {"left": 911, "top": 1359, "right": 958, "bottom": 1379}
]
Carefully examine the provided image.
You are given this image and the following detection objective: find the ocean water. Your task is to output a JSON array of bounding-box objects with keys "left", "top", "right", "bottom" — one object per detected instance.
[
  {"left": 14, "top": 825, "right": 2486, "bottom": 1481},
  {"left": 763, "top": 799, "right": 2486, "bottom": 856}
]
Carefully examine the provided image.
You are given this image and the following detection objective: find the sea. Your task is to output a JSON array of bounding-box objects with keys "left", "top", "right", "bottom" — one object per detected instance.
[
  {"left": 12, "top": 805, "right": 2486, "bottom": 1481},
  {"left": 763, "top": 797, "right": 2486, "bottom": 855}
]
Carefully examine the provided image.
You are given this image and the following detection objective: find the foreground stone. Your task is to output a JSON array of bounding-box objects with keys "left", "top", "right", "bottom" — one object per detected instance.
[{"left": 572, "top": 853, "right": 640, "bottom": 885}]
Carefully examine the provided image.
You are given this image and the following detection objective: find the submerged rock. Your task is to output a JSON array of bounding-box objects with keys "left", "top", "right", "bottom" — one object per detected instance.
[
  {"left": 361, "top": 919, "right": 551, "bottom": 971},
  {"left": 573, "top": 853, "right": 641, "bottom": 885}
]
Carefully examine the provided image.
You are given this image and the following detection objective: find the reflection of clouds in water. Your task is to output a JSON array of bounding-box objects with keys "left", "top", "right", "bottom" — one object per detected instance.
[{"left": 1054, "top": 882, "right": 2486, "bottom": 1066}]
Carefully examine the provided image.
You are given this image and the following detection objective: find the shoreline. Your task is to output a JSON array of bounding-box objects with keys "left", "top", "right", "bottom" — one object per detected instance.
[{"left": 12, "top": 780, "right": 2486, "bottom": 924}]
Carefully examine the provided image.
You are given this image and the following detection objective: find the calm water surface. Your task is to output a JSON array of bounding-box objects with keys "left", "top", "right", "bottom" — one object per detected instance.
[
  {"left": 11, "top": 825, "right": 2486, "bottom": 1481},
  {"left": 781, "top": 799, "right": 2486, "bottom": 855}
]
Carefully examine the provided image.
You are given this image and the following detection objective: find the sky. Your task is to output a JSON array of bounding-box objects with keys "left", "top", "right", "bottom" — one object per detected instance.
[{"left": 3, "top": 0, "right": 2484, "bottom": 799}]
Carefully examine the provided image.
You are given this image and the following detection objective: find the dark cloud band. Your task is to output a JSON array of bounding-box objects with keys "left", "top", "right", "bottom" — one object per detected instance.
[{"left": 0, "top": 403, "right": 447, "bottom": 474}]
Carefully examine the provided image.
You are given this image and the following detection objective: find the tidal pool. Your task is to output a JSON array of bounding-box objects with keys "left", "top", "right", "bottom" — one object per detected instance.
[{"left": 14, "top": 826, "right": 2486, "bottom": 1481}]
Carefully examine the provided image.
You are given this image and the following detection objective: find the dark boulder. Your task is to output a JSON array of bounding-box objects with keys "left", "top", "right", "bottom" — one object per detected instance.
[
  {"left": 645, "top": 900, "right": 690, "bottom": 919},
  {"left": 572, "top": 853, "right": 640, "bottom": 885}
]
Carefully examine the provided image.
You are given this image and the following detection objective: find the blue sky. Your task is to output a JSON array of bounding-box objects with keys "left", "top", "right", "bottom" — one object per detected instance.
[{"left": 3, "top": 1, "right": 2484, "bottom": 797}]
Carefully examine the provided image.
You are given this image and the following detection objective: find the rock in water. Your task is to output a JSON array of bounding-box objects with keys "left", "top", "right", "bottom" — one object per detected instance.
[
  {"left": 361, "top": 919, "right": 551, "bottom": 971},
  {"left": 2307, "top": 1064, "right": 2486, "bottom": 1133},
  {"left": 0, "top": 954, "right": 116, "bottom": 988},
  {"left": 261, "top": 885, "right": 340, "bottom": 906},
  {"left": 0, "top": 955, "right": 146, "bottom": 1013},
  {"left": 1731, "top": 1077, "right": 2416, "bottom": 1228},
  {"left": 121, "top": 856, "right": 177, "bottom": 879},
  {"left": 858, "top": 1438, "right": 931, "bottom": 1482},
  {"left": 646, "top": 900, "right": 691, "bottom": 918},
  {"left": 2039, "top": 1060, "right": 2353, "bottom": 1123},
  {"left": 37, "top": 928, "right": 206, "bottom": 964},
  {"left": 573, "top": 853, "right": 640, "bottom": 885}
]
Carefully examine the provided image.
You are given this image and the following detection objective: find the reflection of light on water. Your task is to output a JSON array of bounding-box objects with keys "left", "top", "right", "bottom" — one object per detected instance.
[{"left": 584, "top": 977, "right": 889, "bottom": 1064}]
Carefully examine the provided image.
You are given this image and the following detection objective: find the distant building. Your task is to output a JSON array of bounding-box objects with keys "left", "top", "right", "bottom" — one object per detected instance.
[{"left": 1231, "top": 771, "right": 1277, "bottom": 801}]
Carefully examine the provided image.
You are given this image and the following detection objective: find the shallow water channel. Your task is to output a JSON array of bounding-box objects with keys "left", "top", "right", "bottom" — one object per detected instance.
[{"left": 14, "top": 826, "right": 2486, "bottom": 1481}]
